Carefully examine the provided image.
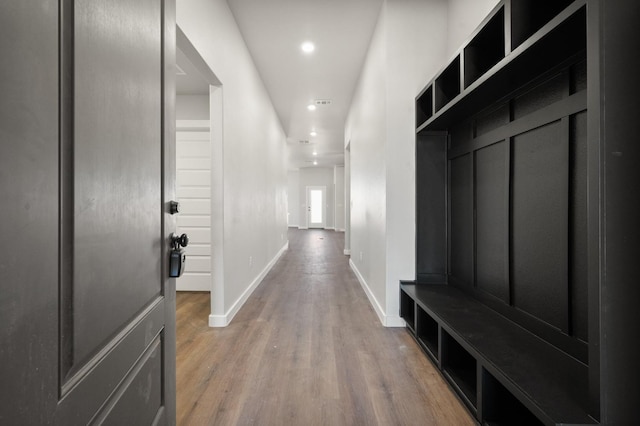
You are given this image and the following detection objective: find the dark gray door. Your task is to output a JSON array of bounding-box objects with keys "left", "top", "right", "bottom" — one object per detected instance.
[{"left": 0, "top": 1, "right": 176, "bottom": 424}]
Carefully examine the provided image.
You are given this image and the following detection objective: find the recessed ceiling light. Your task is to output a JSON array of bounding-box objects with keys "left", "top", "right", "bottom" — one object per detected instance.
[
  {"left": 310, "top": 131, "right": 317, "bottom": 137},
  {"left": 307, "top": 104, "right": 316, "bottom": 111},
  {"left": 301, "top": 41, "right": 315, "bottom": 53},
  {"left": 313, "top": 151, "right": 317, "bottom": 156},
  {"left": 313, "top": 160, "right": 318, "bottom": 165}
]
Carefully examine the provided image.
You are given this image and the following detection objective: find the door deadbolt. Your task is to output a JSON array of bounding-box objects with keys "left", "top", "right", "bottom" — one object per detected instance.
[{"left": 169, "top": 233, "right": 189, "bottom": 278}]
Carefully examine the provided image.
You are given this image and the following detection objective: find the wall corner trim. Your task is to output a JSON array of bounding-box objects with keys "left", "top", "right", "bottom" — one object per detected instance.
[
  {"left": 208, "top": 241, "right": 289, "bottom": 328},
  {"left": 208, "top": 314, "right": 228, "bottom": 327},
  {"left": 385, "top": 315, "right": 406, "bottom": 328}
]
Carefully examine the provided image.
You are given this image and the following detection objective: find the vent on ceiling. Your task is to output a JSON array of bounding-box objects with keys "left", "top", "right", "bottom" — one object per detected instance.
[
  {"left": 314, "top": 99, "right": 332, "bottom": 106},
  {"left": 299, "top": 140, "right": 310, "bottom": 144}
]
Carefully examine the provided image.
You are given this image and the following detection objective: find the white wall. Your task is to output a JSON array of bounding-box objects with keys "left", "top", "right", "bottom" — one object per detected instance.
[
  {"left": 345, "top": 4, "right": 389, "bottom": 322},
  {"left": 298, "top": 167, "right": 335, "bottom": 229},
  {"left": 287, "top": 170, "right": 300, "bottom": 227},
  {"left": 177, "top": 0, "right": 288, "bottom": 326},
  {"left": 346, "top": 0, "right": 498, "bottom": 326},
  {"left": 446, "top": 0, "right": 499, "bottom": 57},
  {"left": 334, "top": 166, "right": 345, "bottom": 231},
  {"left": 176, "top": 95, "right": 209, "bottom": 120}
]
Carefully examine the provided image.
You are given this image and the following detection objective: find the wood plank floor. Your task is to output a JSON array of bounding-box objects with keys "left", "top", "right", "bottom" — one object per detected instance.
[{"left": 176, "top": 228, "right": 474, "bottom": 426}]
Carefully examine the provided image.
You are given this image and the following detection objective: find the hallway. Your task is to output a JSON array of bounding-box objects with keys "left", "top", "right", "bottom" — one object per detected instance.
[{"left": 176, "top": 229, "right": 473, "bottom": 425}]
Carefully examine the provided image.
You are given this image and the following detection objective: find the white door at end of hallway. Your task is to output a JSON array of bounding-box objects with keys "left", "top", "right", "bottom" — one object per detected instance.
[{"left": 306, "top": 186, "right": 326, "bottom": 229}]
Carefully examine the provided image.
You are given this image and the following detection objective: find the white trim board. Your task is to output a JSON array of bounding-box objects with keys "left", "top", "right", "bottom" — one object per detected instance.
[
  {"left": 209, "top": 241, "right": 289, "bottom": 327},
  {"left": 176, "top": 273, "right": 211, "bottom": 292},
  {"left": 349, "top": 259, "right": 405, "bottom": 328},
  {"left": 176, "top": 119, "right": 210, "bottom": 131}
]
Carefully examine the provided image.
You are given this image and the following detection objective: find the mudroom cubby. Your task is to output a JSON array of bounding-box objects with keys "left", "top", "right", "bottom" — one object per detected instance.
[
  {"left": 400, "top": 288, "right": 415, "bottom": 332},
  {"left": 482, "top": 370, "right": 544, "bottom": 426},
  {"left": 416, "top": 306, "right": 438, "bottom": 362},
  {"left": 415, "top": 85, "right": 433, "bottom": 129},
  {"left": 463, "top": 6, "right": 505, "bottom": 88},
  {"left": 510, "top": 0, "right": 575, "bottom": 50},
  {"left": 434, "top": 57, "right": 461, "bottom": 113},
  {"left": 401, "top": 0, "right": 611, "bottom": 424},
  {"left": 441, "top": 331, "right": 477, "bottom": 411}
]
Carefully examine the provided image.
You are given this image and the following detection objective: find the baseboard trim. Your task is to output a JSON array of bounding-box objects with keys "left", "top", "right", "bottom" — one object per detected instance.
[
  {"left": 349, "top": 260, "right": 406, "bottom": 328},
  {"left": 349, "top": 259, "right": 386, "bottom": 326},
  {"left": 386, "top": 315, "right": 406, "bottom": 327},
  {"left": 298, "top": 226, "right": 308, "bottom": 230},
  {"left": 209, "top": 241, "right": 289, "bottom": 327},
  {"left": 343, "top": 249, "right": 351, "bottom": 256}
]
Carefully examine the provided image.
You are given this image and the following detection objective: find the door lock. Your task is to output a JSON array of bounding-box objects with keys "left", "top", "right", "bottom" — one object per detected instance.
[
  {"left": 169, "top": 200, "right": 180, "bottom": 215},
  {"left": 171, "top": 233, "right": 189, "bottom": 249},
  {"left": 169, "top": 233, "right": 189, "bottom": 278}
]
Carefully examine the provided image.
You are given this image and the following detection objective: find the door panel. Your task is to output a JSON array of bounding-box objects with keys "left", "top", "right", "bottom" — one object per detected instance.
[
  {"left": 56, "top": 300, "right": 165, "bottom": 424},
  {"left": 0, "top": 1, "right": 176, "bottom": 424},
  {"left": 70, "top": 0, "right": 163, "bottom": 375},
  {"left": 95, "top": 338, "right": 163, "bottom": 425},
  {"left": 0, "top": 2, "right": 60, "bottom": 424}
]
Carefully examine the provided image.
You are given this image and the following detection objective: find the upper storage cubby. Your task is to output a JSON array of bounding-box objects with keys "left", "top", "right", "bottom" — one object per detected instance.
[
  {"left": 416, "top": 0, "right": 586, "bottom": 133},
  {"left": 435, "top": 56, "right": 461, "bottom": 112},
  {"left": 464, "top": 7, "right": 505, "bottom": 88},
  {"left": 416, "top": 85, "right": 433, "bottom": 129},
  {"left": 511, "top": 0, "right": 575, "bottom": 50}
]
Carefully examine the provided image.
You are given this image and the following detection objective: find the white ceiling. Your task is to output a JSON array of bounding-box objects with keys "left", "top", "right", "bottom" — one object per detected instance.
[{"left": 226, "top": 0, "right": 383, "bottom": 170}]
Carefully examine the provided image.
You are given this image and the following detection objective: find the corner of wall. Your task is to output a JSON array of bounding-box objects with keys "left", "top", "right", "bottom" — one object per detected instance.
[
  {"left": 209, "top": 241, "right": 288, "bottom": 327},
  {"left": 349, "top": 258, "right": 404, "bottom": 327}
]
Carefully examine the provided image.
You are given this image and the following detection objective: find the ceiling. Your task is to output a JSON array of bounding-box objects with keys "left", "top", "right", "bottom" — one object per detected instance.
[{"left": 226, "top": 0, "right": 384, "bottom": 170}]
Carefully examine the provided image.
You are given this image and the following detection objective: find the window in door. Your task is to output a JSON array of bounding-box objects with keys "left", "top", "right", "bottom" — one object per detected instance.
[{"left": 307, "top": 186, "right": 326, "bottom": 228}]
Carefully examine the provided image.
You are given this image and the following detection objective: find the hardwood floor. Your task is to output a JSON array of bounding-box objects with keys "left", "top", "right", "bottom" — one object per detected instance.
[{"left": 176, "top": 229, "right": 474, "bottom": 425}]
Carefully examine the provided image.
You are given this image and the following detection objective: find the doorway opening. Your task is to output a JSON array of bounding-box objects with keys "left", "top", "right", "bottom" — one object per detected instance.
[
  {"left": 175, "top": 26, "right": 225, "bottom": 323},
  {"left": 306, "top": 186, "right": 326, "bottom": 228}
]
